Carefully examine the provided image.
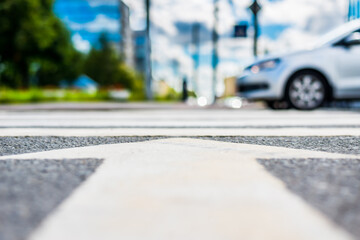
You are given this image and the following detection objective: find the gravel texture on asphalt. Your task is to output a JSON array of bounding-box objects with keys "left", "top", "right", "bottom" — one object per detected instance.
[
  {"left": 258, "top": 158, "right": 360, "bottom": 239},
  {"left": 202, "top": 136, "right": 360, "bottom": 155},
  {"left": 1, "top": 136, "right": 360, "bottom": 157},
  {"left": 0, "top": 158, "right": 103, "bottom": 240},
  {"left": 0, "top": 136, "right": 165, "bottom": 157}
]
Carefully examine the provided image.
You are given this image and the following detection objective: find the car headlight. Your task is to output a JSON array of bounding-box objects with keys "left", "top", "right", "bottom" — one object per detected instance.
[{"left": 246, "top": 58, "right": 281, "bottom": 74}]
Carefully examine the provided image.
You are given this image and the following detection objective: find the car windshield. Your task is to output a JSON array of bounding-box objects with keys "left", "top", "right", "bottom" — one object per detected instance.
[{"left": 314, "top": 20, "right": 360, "bottom": 48}]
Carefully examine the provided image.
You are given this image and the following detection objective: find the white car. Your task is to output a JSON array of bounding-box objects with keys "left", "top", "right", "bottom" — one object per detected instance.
[{"left": 237, "top": 19, "right": 360, "bottom": 110}]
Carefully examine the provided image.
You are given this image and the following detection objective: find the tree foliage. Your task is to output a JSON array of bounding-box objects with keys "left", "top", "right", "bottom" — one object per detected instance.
[
  {"left": 84, "top": 34, "right": 140, "bottom": 90},
  {"left": 0, "top": 0, "right": 82, "bottom": 88},
  {"left": 0, "top": 0, "right": 144, "bottom": 99}
]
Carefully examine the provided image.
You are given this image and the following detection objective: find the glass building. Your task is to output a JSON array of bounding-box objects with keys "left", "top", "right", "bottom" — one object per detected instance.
[{"left": 349, "top": 0, "right": 360, "bottom": 20}]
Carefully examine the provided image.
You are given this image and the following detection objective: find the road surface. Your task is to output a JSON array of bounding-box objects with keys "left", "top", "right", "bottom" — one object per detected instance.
[{"left": 0, "top": 103, "right": 359, "bottom": 240}]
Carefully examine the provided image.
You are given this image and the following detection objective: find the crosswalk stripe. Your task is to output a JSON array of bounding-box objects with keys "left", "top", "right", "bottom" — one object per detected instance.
[{"left": 1, "top": 127, "right": 360, "bottom": 136}]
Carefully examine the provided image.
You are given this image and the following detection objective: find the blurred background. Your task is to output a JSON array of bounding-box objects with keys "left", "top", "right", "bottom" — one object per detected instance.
[{"left": 0, "top": 0, "right": 359, "bottom": 104}]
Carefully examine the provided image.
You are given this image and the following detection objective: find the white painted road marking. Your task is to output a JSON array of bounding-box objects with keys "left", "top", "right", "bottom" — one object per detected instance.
[
  {"left": 0, "top": 110, "right": 359, "bottom": 128},
  {"left": 1, "top": 109, "right": 359, "bottom": 136},
  {"left": 2, "top": 139, "right": 354, "bottom": 240},
  {"left": 1, "top": 127, "right": 360, "bottom": 136}
]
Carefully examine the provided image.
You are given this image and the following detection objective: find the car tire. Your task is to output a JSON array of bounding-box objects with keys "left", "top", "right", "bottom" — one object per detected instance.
[
  {"left": 266, "top": 100, "right": 291, "bottom": 110},
  {"left": 286, "top": 71, "right": 328, "bottom": 110}
]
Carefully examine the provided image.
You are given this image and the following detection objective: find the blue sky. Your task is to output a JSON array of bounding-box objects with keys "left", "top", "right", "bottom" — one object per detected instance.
[
  {"left": 54, "top": 0, "right": 121, "bottom": 50},
  {"left": 53, "top": 0, "right": 342, "bottom": 51}
]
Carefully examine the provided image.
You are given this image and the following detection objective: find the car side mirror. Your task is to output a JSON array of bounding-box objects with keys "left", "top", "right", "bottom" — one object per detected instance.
[{"left": 344, "top": 32, "right": 360, "bottom": 47}]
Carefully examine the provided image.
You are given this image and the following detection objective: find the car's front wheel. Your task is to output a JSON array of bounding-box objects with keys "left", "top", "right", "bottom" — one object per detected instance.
[{"left": 286, "top": 71, "right": 327, "bottom": 110}]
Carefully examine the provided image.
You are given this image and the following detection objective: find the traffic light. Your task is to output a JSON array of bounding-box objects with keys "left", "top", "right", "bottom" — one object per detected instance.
[{"left": 234, "top": 24, "right": 248, "bottom": 38}]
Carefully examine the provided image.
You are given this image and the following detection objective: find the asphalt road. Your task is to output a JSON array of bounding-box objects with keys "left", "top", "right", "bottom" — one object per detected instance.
[
  {"left": 0, "top": 104, "right": 359, "bottom": 240},
  {"left": 1, "top": 136, "right": 360, "bottom": 157},
  {"left": 0, "top": 136, "right": 165, "bottom": 157},
  {"left": 0, "top": 136, "right": 359, "bottom": 239},
  {"left": 259, "top": 158, "right": 360, "bottom": 238},
  {"left": 0, "top": 158, "right": 103, "bottom": 240}
]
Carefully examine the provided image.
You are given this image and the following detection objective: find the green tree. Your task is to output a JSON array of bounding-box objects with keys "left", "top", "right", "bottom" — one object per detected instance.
[
  {"left": 0, "top": 0, "right": 82, "bottom": 88},
  {"left": 84, "top": 34, "right": 138, "bottom": 90},
  {"left": 36, "top": 21, "right": 84, "bottom": 87}
]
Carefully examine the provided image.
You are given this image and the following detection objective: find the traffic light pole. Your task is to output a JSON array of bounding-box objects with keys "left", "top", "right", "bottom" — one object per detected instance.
[
  {"left": 249, "top": 0, "right": 261, "bottom": 57},
  {"left": 253, "top": 11, "right": 259, "bottom": 57},
  {"left": 145, "top": 0, "right": 153, "bottom": 100}
]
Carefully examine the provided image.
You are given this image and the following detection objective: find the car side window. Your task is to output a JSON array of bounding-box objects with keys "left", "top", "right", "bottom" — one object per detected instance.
[
  {"left": 348, "top": 30, "right": 360, "bottom": 45},
  {"left": 335, "top": 29, "right": 360, "bottom": 47}
]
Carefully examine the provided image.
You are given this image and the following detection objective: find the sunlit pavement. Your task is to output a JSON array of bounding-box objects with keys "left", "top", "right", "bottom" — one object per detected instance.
[
  {"left": 0, "top": 101, "right": 359, "bottom": 136},
  {"left": 0, "top": 102, "right": 360, "bottom": 240}
]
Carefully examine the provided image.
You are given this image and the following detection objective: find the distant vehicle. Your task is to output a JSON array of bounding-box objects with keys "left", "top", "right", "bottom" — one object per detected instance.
[{"left": 237, "top": 20, "right": 360, "bottom": 110}]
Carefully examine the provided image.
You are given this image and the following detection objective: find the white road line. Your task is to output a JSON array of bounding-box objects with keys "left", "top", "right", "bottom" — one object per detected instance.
[
  {"left": 1, "top": 127, "right": 360, "bottom": 136},
  {"left": 0, "top": 110, "right": 359, "bottom": 128},
  {"left": 3, "top": 139, "right": 354, "bottom": 240}
]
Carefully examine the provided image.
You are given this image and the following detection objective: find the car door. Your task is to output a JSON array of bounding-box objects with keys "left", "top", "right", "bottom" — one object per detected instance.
[{"left": 335, "top": 29, "right": 360, "bottom": 99}]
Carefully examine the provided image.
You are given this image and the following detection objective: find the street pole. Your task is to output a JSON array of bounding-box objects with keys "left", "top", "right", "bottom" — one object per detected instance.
[
  {"left": 212, "top": 0, "right": 219, "bottom": 103},
  {"left": 249, "top": 0, "right": 261, "bottom": 57},
  {"left": 253, "top": 11, "right": 259, "bottom": 57},
  {"left": 191, "top": 23, "right": 200, "bottom": 95},
  {"left": 145, "top": 0, "right": 153, "bottom": 100}
]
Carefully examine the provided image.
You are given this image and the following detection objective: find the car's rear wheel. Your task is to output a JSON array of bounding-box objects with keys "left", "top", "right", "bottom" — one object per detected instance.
[{"left": 286, "top": 71, "right": 327, "bottom": 110}]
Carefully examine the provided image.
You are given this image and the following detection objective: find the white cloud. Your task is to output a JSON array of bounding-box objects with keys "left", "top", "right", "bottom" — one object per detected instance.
[
  {"left": 72, "top": 33, "right": 91, "bottom": 53},
  {"left": 87, "top": 0, "right": 118, "bottom": 7},
  {"left": 69, "top": 14, "right": 120, "bottom": 33},
  {"left": 262, "top": 29, "right": 317, "bottom": 54},
  {"left": 151, "top": 35, "right": 194, "bottom": 90},
  {"left": 260, "top": 0, "right": 347, "bottom": 32},
  {"left": 255, "top": 0, "right": 348, "bottom": 55}
]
